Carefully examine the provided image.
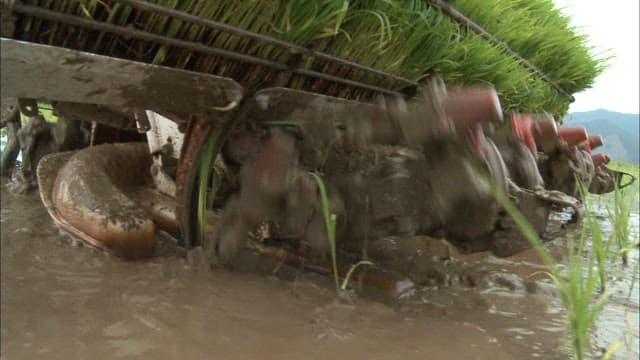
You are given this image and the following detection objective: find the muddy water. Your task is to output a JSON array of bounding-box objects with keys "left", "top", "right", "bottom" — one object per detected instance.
[{"left": 1, "top": 186, "right": 637, "bottom": 359}]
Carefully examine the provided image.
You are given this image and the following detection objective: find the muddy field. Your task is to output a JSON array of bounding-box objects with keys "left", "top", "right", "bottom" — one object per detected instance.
[{"left": 1, "top": 184, "right": 638, "bottom": 359}]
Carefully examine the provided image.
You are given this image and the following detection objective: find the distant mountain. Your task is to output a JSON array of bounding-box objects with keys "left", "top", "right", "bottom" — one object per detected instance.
[{"left": 562, "top": 109, "right": 639, "bottom": 164}]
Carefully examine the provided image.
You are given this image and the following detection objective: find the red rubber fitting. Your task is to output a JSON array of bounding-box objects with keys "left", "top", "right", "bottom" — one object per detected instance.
[{"left": 558, "top": 127, "right": 588, "bottom": 147}]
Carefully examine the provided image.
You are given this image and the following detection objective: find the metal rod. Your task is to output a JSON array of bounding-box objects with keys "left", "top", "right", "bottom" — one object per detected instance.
[
  {"left": 12, "top": 3, "right": 289, "bottom": 70},
  {"left": 430, "top": 0, "right": 575, "bottom": 103},
  {"left": 12, "top": 3, "right": 401, "bottom": 97},
  {"left": 114, "top": 0, "right": 419, "bottom": 88},
  {"left": 296, "top": 69, "right": 402, "bottom": 96}
]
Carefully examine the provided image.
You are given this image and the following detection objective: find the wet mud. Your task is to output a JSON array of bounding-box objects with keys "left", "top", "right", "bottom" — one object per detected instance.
[{"left": 1, "top": 186, "right": 637, "bottom": 359}]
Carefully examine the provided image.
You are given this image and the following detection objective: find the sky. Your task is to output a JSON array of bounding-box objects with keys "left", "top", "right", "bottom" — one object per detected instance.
[{"left": 551, "top": 0, "right": 639, "bottom": 114}]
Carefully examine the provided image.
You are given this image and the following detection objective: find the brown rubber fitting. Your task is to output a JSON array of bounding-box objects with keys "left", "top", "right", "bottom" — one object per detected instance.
[
  {"left": 592, "top": 153, "right": 610, "bottom": 167},
  {"left": 444, "top": 85, "right": 503, "bottom": 130},
  {"left": 531, "top": 114, "right": 558, "bottom": 151},
  {"left": 588, "top": 135, "right": 604, "bottom": 150},
  {"left": 510, "top": 114, "right": 537, "bottom": 156}
]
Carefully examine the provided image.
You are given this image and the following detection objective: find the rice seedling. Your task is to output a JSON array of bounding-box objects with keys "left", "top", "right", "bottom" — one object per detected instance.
[
  {"left": 308, "top": 171, "right": 373, "bottom": 293},
  {"left": 576, "top": 181, "right": 616, "bottom": 293},
  {"left": 197, "top": 128, "right": 222, "bottom": 245},
  {"left": 606, "top": 183, "right": 639, "bottom": 265},
  {"left": 557, "top": 233, "right": 616, "bottom": 360},
  {"left": 588, "top": 207, "right": 611, "bottom": 292},
  {"left": 309, "top": 171, "right": 340, "bottom": 290},
  {"left": 600, "top": 340, "right": 623, "bottom": 360},
  {"left": 487, "top": 178, "right": 616, "bottom": 360},
  {"left": 451, "top": 0, "right": 609, "bottom": 90},
  {"left": 340, "top": 260, "right": 373, "bottom": 291},
  {"left": 12, "top": 0, "right": 606, "bottom": 116}
]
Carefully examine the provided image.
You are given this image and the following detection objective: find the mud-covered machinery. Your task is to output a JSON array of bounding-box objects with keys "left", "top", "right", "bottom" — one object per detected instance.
[{"left": 0, "top": 0, "right": 634, "bottom": 294}]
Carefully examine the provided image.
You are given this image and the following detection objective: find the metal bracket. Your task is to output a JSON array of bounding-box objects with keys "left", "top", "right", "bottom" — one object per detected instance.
[{"left": 614, "top": 169, "right": 636, "bottom": 189}]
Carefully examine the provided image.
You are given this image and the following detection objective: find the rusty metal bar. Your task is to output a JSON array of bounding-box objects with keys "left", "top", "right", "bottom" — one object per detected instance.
[
  {"left": 11, "top": 3, "right": 403, "bottom": 97},
  {"left": 114, "top": 0, "right": 419, "bottom": 88},
  {"left": 429, "top": 0, "right": 575, "bottom": 103}
]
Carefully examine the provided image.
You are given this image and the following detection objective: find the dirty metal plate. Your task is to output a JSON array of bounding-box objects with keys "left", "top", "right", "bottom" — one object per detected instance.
[
  {"left": 0, "top": 38, "right": 244, "bottom": 121},
  {"left": 250, "top": 87, "right": 379, "bottom": 122},
  {"left": 146, "top": 111, "right": 184, "bottom": 159},
  {"left": 246, "top": 87, "right": 386, "bottom": 145}
]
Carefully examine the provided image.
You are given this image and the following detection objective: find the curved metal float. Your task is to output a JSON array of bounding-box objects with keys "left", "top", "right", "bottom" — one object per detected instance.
[{"left": 37, "top": 142, "right": 178, "bottom": 259}]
